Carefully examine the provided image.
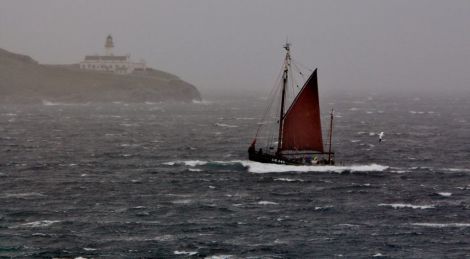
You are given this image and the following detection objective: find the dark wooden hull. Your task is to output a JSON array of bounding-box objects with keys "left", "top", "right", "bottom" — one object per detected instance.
[{"left": 248, "top": 151, "right": 334, "bottom": 166}]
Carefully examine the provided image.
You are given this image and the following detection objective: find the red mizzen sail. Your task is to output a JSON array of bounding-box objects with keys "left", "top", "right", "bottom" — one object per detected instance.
[{"left": 280, "top": 69, "right": 324, "bottom": 152}]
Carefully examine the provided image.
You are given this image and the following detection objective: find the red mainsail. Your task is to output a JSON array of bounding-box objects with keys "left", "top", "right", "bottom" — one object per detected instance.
[{"left": 280, "top": 69, "right": 324, "bottom": 152}]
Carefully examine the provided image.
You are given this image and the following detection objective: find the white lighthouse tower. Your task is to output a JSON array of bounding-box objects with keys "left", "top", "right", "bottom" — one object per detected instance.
[
  {"left": 105, "top": 34, "right": 114, "bottom": 56},
  {"left": 80, "top": 34, "right": 146, "bottom": 74}
]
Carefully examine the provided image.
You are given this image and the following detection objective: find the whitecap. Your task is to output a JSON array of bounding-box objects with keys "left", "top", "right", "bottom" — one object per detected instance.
[
  {"left": 437, "top": 192, "right": 452, "bottom": 197},
  {"left": 257, "top": 201, "right": 278, "bottom": 205},
  {"left": 378, "top": 203, "right": 434, "bottom": 209},
  {"left": 83, "top": 248, "right": 97, "bottom": 251},
  {"left": 19, "top": 220, "right": 60, "bottom": 228},
  {"left": 349, "top": 107, "right": 359, "bottom": 111},
  {"left": 42, "top": 100, "right": 62, "bottom": 106},
  {"left": 183, "top": 160, "right": 208, "bottom": 167},
  {"left": 204, "top": 255, "right": 235, "bottom": 259},
  {"left": 163, "top": 160, "right": 209, "bottom": 167},
  {"left": 42, "top": 100, "right": 88, "bottom": 106},
  {"left": 174, "top": 250, "right": 198, "bottom": 256},
  {"left": 410, "top": 223, "right": 470, "bottom": 228},
  {"left": 241, "top": 160, "right": 388, "bottom": 174},
  {"left": 192, "top": 100, "right": 212, "bottom": 105},
  {"left": 189, "top": 168, "right": 203, "bottom": 172},
  {"left": 443, "top": 168, "right": 470, "bottom": 173},
  {"left": 162, "top": 162, "right": 176, "bottom": 166},
  {"left": 274, "top": 178, "right": 304, "bottom": 182},
  {"left": 153, "top": 234, "right": 175, "bottom": 241},
  {"left": 162, "top": 160, "right": 388, "bottom": 174},
  {"left": 215, "top": 123, "right": 238, "bottom": 128}
]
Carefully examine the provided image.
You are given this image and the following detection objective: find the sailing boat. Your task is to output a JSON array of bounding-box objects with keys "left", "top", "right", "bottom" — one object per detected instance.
[{"left": 248, "top": 42, "right": 335, "bottom": 165}]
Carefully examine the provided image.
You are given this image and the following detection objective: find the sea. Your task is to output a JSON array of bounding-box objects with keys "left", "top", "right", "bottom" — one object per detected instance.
[{"left": 0, "top": 93, "right": 469, "bottom": 258}]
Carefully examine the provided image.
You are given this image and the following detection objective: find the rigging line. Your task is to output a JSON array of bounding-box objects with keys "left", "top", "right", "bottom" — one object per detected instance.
[
  {"left": 253, "top": 63, "right": 285, "bottom": 139},
  {"left": 292, "top": 61, "right": 307, "bottom": 82},
  {"left": 291, "top": 58, "right": 314, "bottom": 73}
]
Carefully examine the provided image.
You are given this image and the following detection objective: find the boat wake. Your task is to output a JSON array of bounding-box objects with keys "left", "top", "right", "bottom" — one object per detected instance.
[{"left": 162, "top": 160, "right": 389, "bottom": 174}]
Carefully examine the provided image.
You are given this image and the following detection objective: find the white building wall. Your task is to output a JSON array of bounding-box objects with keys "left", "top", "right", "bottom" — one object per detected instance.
[{"left": 79, "top": 58, "right": 145, "bottom": 74}]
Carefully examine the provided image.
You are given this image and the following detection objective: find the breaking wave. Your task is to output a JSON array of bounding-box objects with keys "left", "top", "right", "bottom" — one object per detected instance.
[
  {"left": 241, "top": 161, "right": 388, "bottom": 174},
  {"left": 162, "top": 160, "right": 388, "bottom": 173},
  {"left": 378, "top": 203, "right": 435, "bottom": 209},
  {"left": 410, "top": 223, "right": 470, "bottom": 228},
  {"left": 14, "top": 220, "right": 61, "bottom": 228}
]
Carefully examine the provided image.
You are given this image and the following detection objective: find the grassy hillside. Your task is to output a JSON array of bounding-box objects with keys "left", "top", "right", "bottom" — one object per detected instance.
[{"left": 0, "top": 48, "right": 201, "bottom": 103}]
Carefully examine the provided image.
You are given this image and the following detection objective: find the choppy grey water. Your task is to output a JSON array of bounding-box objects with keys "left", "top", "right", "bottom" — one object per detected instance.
[{"left": 0, "top": 94, "right": 469, "bottom": 258}]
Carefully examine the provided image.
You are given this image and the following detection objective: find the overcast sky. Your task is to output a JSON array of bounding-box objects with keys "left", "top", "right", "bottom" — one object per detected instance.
[{"left": 1, "top": 0, "right": 469, "bottom": 96}]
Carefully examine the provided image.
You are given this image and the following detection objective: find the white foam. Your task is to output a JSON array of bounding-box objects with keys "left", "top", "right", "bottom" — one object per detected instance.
[
  {"left": 174, "top": 251, "right": 198, "bottom": 256},
  {"left": 19, "top": 220, "right": 60, "bottom": 228},
  {"left": 410, "top": 223, "right": 470, "bottom": 228},
  {"left": 378, "top": 203, "right": 434, "bottom": 209},
  {"left": 437, "top": 192, "right": 452, "bottom": 197},
  {"left": 42, "top": 100, "right": 88, "bottom": 106},
  {"left": 83, "top": 248, "right": 97, "bottom": 251},
  {"left": 274, "top": 178, "right": 304, "bottom": 182},
  {"left": 241, "top": 160, "right": 388, "bottom": 174},
  {"left": 162, "top": 160, "right": 388, "bottom": 174},
  {"left": 182, "top": 160, "right": 208, "bottom": 167},
  {"left": 153, "top": 234, "right": 175, "bottom": 241},
  {"left": 162, "top": 162, "right": 176, "bottom": 166},
  {"left": 443, "top": 168, "right": 470, "bottom": 173},
  {"left": 373, "top": 253, "right": 384, "bottom": 257},
  {"left": 257, "top": 201, "right": 278, "bottom": 205},
  {"left": 204, "top": 255, "right": 235, "bottom": 259},
  {"left": 215, "top": 123, "right": 238, "bottom": 128},
  {"left": 163, "top": 160, "right": 208, "bottom": 167},
  {"left": 189, "top": 168, "right": 203, "bottom": 172},
  {"left": 192, "top": 100, "right": 212, "bottom": 105}
]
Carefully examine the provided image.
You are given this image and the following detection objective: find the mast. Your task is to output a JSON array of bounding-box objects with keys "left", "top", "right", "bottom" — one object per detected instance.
[
  {"left": 277, "top": 42, "right": 291, "bottom": 154},
  {"left": 328, "top": 109, "right": 334, "bottom": 163}
]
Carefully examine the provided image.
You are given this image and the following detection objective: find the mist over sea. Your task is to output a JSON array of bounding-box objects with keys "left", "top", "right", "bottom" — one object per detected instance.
[{"left": 1, "top": 93, "right": 469, "bottom": 258}]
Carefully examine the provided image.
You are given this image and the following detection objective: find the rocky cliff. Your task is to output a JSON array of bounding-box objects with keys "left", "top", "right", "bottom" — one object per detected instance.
[{"left": 0, "top": 48, "right": 201, "bottom": 103}]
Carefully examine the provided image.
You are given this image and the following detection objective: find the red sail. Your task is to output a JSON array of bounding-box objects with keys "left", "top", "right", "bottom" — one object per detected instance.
[{"left": 280, "top": 69, "right": 324, "bottom": 152}]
